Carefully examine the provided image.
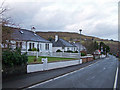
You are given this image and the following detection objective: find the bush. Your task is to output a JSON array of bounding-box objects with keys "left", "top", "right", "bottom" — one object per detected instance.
[
  {"left": 109, "top": 53, "right": 112, "bottom": 55},
  {"left": 37, "top": 48, "right": 39, "bottom": 52},
  {"left": 32, "top": 48, "right": 37, "bottom": 51},
  {"left": 2, "top": 48, "right": 28, "bottom": 67},
  {"left": 65, "top": 50, "right": 73, "bottom": 53},
  {"left": 73, "top": 51, "right": 78, "bottom": 53},
  {"left": 56, "top": 49, "right": 62, "bottom": 52},
  {"left": 28, "top": 49, "right": 32, "bottom": 51},
  {"left": 81, "top": 52, "right": 86, "bottom": 56}
]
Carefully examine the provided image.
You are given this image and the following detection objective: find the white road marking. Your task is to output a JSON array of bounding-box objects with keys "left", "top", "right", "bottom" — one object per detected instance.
[
  {"left": 113, "top": 67, "right": 118, "bottom": 89},
  {"left": 27, "top": 60, "right": 104, "bottom": 89}
]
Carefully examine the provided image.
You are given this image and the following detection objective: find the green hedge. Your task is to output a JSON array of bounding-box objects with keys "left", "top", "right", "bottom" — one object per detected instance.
[
  {"left": 2, "top": 48, "right": 28, "bottom": 67},
  {"left": 2, "top": 48, "right": 28, "bottom": 77},
  {"left": 81, "top": 52, "right": 86, "bottom": 56},
  {"left": 56, "top": 49, "right": 62, "bottom": 52},
  {"left": 32, "top": 48, "right": 37, "bottom": 51}
]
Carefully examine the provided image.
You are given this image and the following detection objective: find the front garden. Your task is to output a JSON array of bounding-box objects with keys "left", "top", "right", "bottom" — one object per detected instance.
[{"left": 28, "top": 56, "right": 78, "bottom": 64}]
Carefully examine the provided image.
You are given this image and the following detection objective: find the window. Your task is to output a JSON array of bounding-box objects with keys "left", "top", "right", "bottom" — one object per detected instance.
[
  {"left": 47, "top": 44, "right": 49, "bottom": 50},
  {"left": 74, "top": 47, "right": 75, "bottom": 51},
  {"left": 34, "top": 33, "right": 37, "bottom": 36},
  {"left": 20, "top": 42, "right": 22, "bottom": 48},
  {"left": 33, "top": 43, "right": 34, "bottom": 48},
  {"left": 37, "top": 44, "right": 39, "bottom": 49},
  {"left": 40, "top": 44, "right": 42, "bottom": 50},
  {"left": 16, "top": 42, "right": 18, "bottom": 48},
  {"left": 19, "top": 31, "right": 24, "bottom": 34},
  {"left": 45, "top": 43, "right": 49, "bottom": 50},
  {"left": 29, "top": 43, "right": 31, "bottom": 49},
  {"left": 16, "top": 42, "right": 22, "bottom": 48},
  {"left": 67, "top": 47, "right": 69, "bottom": 51}
]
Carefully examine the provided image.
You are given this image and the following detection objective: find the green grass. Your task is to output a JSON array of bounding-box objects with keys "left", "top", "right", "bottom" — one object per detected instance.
[{"left": 28, "top": 56, "right": 77, "bottom": 64}]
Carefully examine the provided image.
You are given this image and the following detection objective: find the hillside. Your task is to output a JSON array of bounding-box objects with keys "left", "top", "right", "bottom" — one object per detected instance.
[{"left": 36, "top": 31, "right": 119, "bottom": 54}]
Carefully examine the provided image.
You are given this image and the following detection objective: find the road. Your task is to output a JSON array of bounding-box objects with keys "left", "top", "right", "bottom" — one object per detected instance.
[{"left": 29, "top": 55, "right": 118, "bottom": 88}]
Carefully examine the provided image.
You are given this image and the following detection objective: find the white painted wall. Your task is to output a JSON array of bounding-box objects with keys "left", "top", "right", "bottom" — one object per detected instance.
[
  {"left": 64, "top": 47, "right": 74, "bottom": 51},
  {"left": 9, "top": 40, "right": 53, "bottom": 53},
  {"left": 27, "top": 59, "right": 82, "bottom": 73},
  {"left": 52, "top": 46, "right": 78, "bottom": 52},
  {"left": 52, "top": 47, "right": 63, "bottom": 52}
]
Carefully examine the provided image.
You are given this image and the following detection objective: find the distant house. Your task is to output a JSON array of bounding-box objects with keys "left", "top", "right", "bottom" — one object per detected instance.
[
  {"left": 71, "top": 42, "right": 86, "bottom": 52},
  {"left": 2, "top": 27, "right": 52, "bottom": 53},
  {"left": 94, "top": 50, "right": 101, "bottom": 55},
  {"left": 51, "top": 35, "right": 77, "bottom": 52}
]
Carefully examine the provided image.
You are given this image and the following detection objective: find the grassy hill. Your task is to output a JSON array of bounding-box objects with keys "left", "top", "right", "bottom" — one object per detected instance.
[{"left": 36, "top": 31, "right": 119, "bottom": 54}]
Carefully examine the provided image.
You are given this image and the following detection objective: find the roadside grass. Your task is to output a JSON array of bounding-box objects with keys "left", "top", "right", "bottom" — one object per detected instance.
[{"left": 28, "top": 56, "right": 78, "bottom": 64}]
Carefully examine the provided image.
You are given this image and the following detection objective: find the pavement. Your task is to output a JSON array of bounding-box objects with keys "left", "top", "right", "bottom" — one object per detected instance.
[
  {"left": 3, "top": 58, "right": 102, "bottom": 89},
  {"left": 27, "top": 55, "right": 118, "bottom": 89}
]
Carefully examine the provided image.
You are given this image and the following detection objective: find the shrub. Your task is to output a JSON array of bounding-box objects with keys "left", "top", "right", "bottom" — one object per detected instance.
[
  {"left": 32, "top": 48, "right": 37, "bottom": 51},
  {"left": 109, "top": 53, "right": 112, "bottom": 55},
  {"left": 56, "top": 49, "right": 62, "bottom": 52},
  {"left": 28, "top": 49, "right": 32, "bottom": 51},
  {"left": 65, "top": 50, "right": 73, "bottom": 53},
  {"left": 37, "top": 48, "right": 39, "bottom": 52},
  {"left": 81, "top": 52, "right": 86, "bottom": 56},
  {"left": 2, "top": 48, "right": 28, "bottom": 68},
  {"left": 73, "top": 51, "right": 78, "bottom": 53}
]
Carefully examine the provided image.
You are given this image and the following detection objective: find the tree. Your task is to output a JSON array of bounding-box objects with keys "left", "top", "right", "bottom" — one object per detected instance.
[
  {"left": 83, "top": 40, "right": 98, "bottom": 54},
  {"left": 99, "top": 42, "right": 110, "bottom": 54},
  {"left": 1, "top": 0, "right": 20, "bottom": 49},
  {"left": 48, "top": 37, "right": 53, "bottom": 41}
]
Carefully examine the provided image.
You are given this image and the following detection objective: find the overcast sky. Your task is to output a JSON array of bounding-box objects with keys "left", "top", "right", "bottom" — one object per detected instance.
[{"left": 2, "top": 0, "right": 119, "bottom": 40}]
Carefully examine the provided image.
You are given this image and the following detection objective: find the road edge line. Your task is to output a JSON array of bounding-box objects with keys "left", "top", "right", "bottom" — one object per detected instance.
[{"left": 113, "top": 67, "right": 118, "bottom": 89}]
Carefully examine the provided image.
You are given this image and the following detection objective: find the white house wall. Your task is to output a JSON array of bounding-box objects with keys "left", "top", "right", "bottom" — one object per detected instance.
[
  {"left": 8, "top": 40, "right": 52, "bottom": 53},
  {"left": 52, "top": 47, "right": 78, "bottom": 52},
  {"left": 27, "top": 41, "right": 52, "bottom": 53},
  {"left": 52, "top": 47, "right": 63, "bottom": 52}
]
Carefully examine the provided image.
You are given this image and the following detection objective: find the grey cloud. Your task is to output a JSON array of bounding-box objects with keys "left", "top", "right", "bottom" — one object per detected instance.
[{"left": 5, "top": 0, "right": 118, "bottom": 40}]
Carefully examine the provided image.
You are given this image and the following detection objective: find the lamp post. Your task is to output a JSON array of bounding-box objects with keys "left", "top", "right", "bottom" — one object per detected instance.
[{"left": 79, "top": 29, "right": 82, "bottom": 63}]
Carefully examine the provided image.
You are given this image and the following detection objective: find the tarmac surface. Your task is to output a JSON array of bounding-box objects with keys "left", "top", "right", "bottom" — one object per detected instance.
[
  {"left": 29, "top": 55, "right": 118, "bottom": 88},
  {"left": 3, "top": 55, "right": 118, "bottom": 89}
]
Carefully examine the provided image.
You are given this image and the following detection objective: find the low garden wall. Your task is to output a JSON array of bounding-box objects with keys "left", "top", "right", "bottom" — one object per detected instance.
[
  {"left": 81, "top": 56, "right": 94, "bottom": 63},
  {"left": 27, "top": 56, "right": 94, "bottom": 73},
  {"left": 27, "top": 60, "right": 82, "bottom": 73}
]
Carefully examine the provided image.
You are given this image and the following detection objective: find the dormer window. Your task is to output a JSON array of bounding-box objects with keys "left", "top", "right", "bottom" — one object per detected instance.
[
  {"left": 19, "top": 31, "right": 24, "bottom": 34},
  {"left": 34, "top": 33, "right": 37, "bottom": 36}
]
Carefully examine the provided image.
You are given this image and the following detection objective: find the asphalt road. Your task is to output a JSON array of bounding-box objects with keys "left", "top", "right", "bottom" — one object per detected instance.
[{"left": 30, "top": 55, "right": 118, "bottom": 88}]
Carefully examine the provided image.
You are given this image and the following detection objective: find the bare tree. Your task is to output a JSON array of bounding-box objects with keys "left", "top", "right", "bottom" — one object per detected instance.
[{"left": 1, "top": 0, "right": 21, "bottom": 49}]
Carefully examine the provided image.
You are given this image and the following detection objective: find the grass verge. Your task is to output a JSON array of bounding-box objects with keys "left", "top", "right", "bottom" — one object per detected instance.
[{"left": 28, "top": 56, "right": 78, "bottom": 64}]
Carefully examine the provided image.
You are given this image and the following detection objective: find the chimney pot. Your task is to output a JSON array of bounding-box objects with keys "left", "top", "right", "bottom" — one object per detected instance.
[
  {"left": 55, "top": 35, "right": 58, "bottom": 42},
  {"left": 31, "top": 26, "right": 36, "bottom": 33}
]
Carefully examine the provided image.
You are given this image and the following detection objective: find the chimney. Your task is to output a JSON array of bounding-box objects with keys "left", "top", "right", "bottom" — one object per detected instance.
[
  {"left": 55, "top": 35, "right": 58, "bottom": 42},
  {"left": 31, "top": 26, "right": 36, "bottom": 33}
]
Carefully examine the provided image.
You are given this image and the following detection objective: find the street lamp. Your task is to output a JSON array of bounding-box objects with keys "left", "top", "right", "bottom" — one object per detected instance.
[{"left": 79, "top": 29, "right": 82, "bottom": 63}]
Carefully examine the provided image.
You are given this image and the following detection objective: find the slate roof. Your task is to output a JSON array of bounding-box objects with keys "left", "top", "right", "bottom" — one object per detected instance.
[
  {"left": 70, "top": 42, "right": 77, "bottom": 47},
  {"left": 73, "top": 42, "right": 86, "bottom": 50},
  {"left": 51, "top": 38, "right": 76, "bottom": 47},
  {"left": 10, "top": 28, "right": 50, "bottom": 43}
]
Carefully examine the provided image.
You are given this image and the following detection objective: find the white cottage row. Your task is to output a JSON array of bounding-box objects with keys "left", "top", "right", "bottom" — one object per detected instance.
[{"left": 2, "top": 27, "right": 86, "bottom": 53}]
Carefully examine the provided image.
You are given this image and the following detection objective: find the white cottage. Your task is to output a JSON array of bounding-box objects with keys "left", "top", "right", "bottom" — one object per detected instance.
[
  {"left": 71, "top": 42, "right": 86, "bottom": 52},
  {"left": 3, "top": 27, "right": 52, "bottom": 53},
  {"left": 51, "top": 35, "right": 77, "bottom": 52}
]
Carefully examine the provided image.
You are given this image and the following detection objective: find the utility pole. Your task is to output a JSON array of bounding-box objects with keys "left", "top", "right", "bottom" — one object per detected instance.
[{"left": 79, "top": 29, "right": 82, "bottom": 64}]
